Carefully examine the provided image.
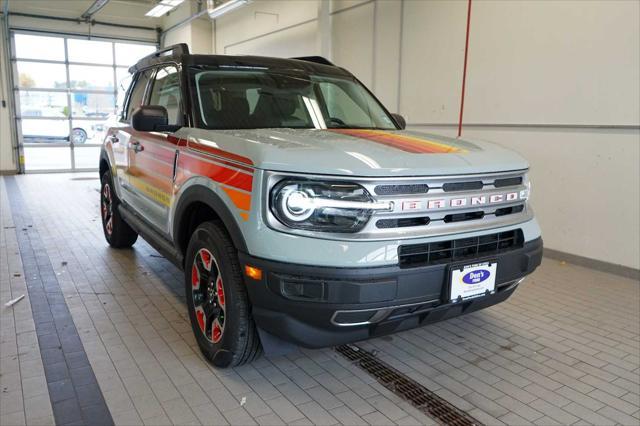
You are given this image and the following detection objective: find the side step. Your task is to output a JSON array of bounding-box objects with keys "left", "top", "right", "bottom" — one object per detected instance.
[{"left": 118, "top": 204, "right": 184, "bottom": 269}]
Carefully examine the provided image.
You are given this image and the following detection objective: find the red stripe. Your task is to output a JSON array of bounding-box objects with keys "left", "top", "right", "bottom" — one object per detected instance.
[
  {"left": 458, "top": 0, "right": 472, "bottom": 137},
  {"left": 180, "top": 155, "right": 253, "bottom": 192}
]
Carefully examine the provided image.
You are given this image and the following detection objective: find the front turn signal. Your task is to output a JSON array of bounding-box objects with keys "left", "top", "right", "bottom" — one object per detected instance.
[{"left": 245, "top": 265, "right": 263, "bottom": 281}]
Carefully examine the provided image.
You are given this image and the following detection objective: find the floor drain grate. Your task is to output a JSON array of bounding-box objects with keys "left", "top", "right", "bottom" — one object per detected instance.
[{"left": 336, "top": 344, "right": 483, "bottom": 426}]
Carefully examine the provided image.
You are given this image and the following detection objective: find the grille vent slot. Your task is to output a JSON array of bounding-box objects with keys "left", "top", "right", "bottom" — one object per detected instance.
[
  {"left": 494, "top": 176, "right": 523, "bottom": 187},
  {"left": 376, "top": 216, "right": 430, "bottom": 229},
  {"left": 495, "top": 204, "right": 525, "bottom": 217},
  {"left": 374, "top": 184, "right": 429, "bottom": 195},
  {"left": 442, "top": 181, "right": 483, "bottom": 192}
]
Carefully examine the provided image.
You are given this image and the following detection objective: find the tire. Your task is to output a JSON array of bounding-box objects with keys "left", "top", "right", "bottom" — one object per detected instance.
[
  {"left": 185, "top": 221, "right": 262, "bottom": 368},
  {"left": 71, "top": 128, "right": 87, "bottom": 144},
  {"left": 100, "top": 171, "right": 138, "bottom": 248}
]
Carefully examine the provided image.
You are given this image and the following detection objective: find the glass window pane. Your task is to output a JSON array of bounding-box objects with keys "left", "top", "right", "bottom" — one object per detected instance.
[
  {"left": 19, "top": 92, "right": 68, "bottom": 117},
  {"left": 21, "top": 119, "right": 69, "bottom": 141},
  {"left": 126, "top": 70, "right": 153, "bottom": 120},
  {"left": 16, "top": 62, "right": 67, "bottom": 89},
  {"left": 14, "top": 34, "right": 64, "bottom": 61},
  {"left": 69, "top": 65, "right": 115, "bottom": 91},
  {"left": 72, "top": 93, "right": 116, "bottom": 117},
  {"left": 73, "top": 146, "right": 102, "bottom": 168},
  {"left": 149, "top": 66, "right": 182, "bottom": 125},
  {"left": 115, "top": 43, "right": 156, "bottom": 67},
  {"left": 71, "top": 119, "right": 109, "bottom": 145},
  {"left": 116, "top": 68, "right": 133, "bottom": 117},
  {"left": 68, "top": 39, "right": 113, "bottom": 64},
  {"left": 24, "top": 146, "right": 72, "bottom": 170}
]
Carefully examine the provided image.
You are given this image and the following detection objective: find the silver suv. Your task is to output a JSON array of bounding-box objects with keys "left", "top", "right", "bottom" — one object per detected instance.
[{"left": 99, "top": 45, "right": 542, "bottom": 367}]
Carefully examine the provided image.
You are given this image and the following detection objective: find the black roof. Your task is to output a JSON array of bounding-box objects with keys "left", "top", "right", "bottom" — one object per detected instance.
[{"left": 129, "top": 44, "right": 351, "bottom": 77}]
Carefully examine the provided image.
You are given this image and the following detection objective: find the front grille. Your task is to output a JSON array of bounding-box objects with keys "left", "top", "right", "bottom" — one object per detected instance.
[{"left": 398, "top": 229, "right": 524, "bottom": 268}]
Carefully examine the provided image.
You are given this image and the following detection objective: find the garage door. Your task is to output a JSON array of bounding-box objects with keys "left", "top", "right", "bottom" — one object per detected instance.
[{"left": 10, "top": 31, "right": 156, "bottom": 172}]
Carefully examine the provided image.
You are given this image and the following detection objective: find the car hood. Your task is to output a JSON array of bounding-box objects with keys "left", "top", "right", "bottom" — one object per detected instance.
[{"left": 182, "top": 128, "right": 529, "bottom": 177}]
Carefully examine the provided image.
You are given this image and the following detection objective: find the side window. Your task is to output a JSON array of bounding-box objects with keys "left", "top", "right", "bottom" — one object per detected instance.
[
  {"left": 125, "top": 69, "right": 152, "bottom": 122},
  {"left": 148, "top": 66, "right": 182, "bottom": 125}
]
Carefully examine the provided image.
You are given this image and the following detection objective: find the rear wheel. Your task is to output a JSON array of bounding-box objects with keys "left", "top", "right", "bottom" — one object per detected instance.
[
  {"left": 100, "top": 171, "right": 138, "bottom": 248},
  {"left": 185, "top": 221, "right": 261, "bottom": 367}
]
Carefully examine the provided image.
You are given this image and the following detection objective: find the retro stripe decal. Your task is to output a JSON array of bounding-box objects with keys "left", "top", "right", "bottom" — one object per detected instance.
[
  {"left": 330, "top": 129, "right": 463, "bottom": 154},
  {"left": 221, "top": 187, "right": 251, "bottom": 211},
  {"left": 181, "top": 155, "right": 253, "bottom": 192}
]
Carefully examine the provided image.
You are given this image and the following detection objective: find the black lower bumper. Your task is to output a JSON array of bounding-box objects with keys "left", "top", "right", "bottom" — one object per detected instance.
[{"left": 240, "top": 237, "right": 542, "bottom": 348}]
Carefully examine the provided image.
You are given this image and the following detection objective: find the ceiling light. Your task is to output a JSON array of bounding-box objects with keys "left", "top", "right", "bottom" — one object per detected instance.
[
  {"left": 207, "top": 0, "right": 251, "bottom": 19},
  {"left": 145, "top": 0, "right": 185, "bottom": 17}
]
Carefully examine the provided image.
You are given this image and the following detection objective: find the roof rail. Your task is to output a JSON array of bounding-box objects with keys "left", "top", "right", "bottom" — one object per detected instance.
[
  {"left": 147, "top": 43, "right": 190, "bottom": 60},
  {"left": 129, "top": 43, "right": 190, "bottom": 73},
  {"left": 291, "top": 56, "right": 334, "bottom": 66}
]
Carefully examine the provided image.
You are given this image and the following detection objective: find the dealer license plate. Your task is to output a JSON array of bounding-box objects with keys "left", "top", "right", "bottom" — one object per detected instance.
[{"left": 450, "top": 261, "right": 497, "bottom": 302}]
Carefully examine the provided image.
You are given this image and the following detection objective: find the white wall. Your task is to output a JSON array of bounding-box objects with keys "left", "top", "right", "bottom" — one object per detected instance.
[
  {"left": 162, "top": 1, "right": 212, "bottom": 54},
  {"left": 403, "top": 0, "right": 640, "bottom": 270},
  {"left": 214, "top": 0, "right": 320, "bottom": 56}
]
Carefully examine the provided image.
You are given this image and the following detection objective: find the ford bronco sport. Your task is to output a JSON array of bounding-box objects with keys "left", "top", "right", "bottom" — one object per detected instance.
[{"left": 99, "top": 44, "right": 542, "bottom": 367}]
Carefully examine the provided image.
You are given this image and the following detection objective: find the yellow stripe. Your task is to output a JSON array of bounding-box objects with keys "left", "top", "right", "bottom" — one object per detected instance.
[{"left": 127, "top": 175, "right": 172, "bottom": 206}]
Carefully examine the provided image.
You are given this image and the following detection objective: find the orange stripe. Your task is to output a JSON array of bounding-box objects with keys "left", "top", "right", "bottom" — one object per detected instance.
[
  {"left": 180, "top": 155, "right": 253, "bottom": 192},
  {"left": 330, "top": 129, "right": 462, "bottom": 154},
  {"left": 222, "top": 187, "right": 251, "bottom": 211}
]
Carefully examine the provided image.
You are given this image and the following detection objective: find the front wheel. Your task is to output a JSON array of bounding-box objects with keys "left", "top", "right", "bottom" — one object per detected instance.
[{"left": 185, "top": 221, "right": 261, "bottom": 367}]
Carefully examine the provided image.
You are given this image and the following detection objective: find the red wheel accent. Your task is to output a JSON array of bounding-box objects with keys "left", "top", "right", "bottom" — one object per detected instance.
[
  {"left": 212, "top": 319, "right": 222, "bottom": 343},
  {"left": 196, "top": 307, "right": 206, "bottom": 332},
  {"left": 191, "top": 264, "right": 200, "bottom": 289},
  {"left": 199, "top": 249, "right": 212, "bottom": 270},
  {"left": 216, "top": 276, "right": 225, "bottom": 308}
]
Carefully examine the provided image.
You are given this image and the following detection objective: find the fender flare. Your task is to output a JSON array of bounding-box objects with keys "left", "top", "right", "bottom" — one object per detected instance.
[{"left": 173, "top": 184, "right": 248, "bottom": 255}]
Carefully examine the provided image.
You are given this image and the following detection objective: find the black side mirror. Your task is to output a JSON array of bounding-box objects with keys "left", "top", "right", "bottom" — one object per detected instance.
[
  {"left": 131, "top": 106, "right": 179, "bottom": 132},
  {"left": 391, "top": 113, "right": 406, "bottom": 130}
]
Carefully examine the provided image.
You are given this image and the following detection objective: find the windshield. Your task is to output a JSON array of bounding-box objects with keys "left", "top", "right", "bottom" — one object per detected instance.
[{"left": 190, "top": 68, "right": 397, "bottom": 130}]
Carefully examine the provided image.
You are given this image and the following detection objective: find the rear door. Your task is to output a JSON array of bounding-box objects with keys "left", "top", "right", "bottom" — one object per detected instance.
[{"left": 125, "top": 64, "right": 184, "bottom": 236}]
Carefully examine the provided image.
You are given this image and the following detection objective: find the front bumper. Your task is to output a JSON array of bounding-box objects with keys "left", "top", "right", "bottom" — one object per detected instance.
[{"left": 240, "top": 237, "right": 543, "bottom": 348}]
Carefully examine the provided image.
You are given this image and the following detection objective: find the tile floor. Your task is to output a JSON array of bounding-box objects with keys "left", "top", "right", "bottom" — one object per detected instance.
[{"left": 1, "top": 173, "right": 638, "bottom": 426}]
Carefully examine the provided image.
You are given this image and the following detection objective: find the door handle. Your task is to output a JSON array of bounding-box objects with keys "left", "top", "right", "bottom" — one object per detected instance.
[
  {"left": 108, "top": 135, "right": 119, "bottom": 143},
  {"left": 131, "top": 141, "right": 144, "bottom": 153}
]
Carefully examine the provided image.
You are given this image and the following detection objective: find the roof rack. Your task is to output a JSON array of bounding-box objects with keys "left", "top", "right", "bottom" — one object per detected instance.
[
  {"left": 291, "top": 56, "right": 335, "bottom": 66},
  {"left": 129, "top": 43, "right": 190, "bottom": 73}
]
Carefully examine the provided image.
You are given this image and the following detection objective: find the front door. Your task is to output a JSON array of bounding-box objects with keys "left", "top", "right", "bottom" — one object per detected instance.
[{"left": 125, "top": 65, "right": 183, "bottom": 236}]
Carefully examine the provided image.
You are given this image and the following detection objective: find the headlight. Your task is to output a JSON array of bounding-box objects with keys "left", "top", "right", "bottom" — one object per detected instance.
[
  {"left": 270, "top": 180, "right": 392, "bottom": 233},
  {"left": 520, "top": 175, "right": 531, "bottom": 201}
]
